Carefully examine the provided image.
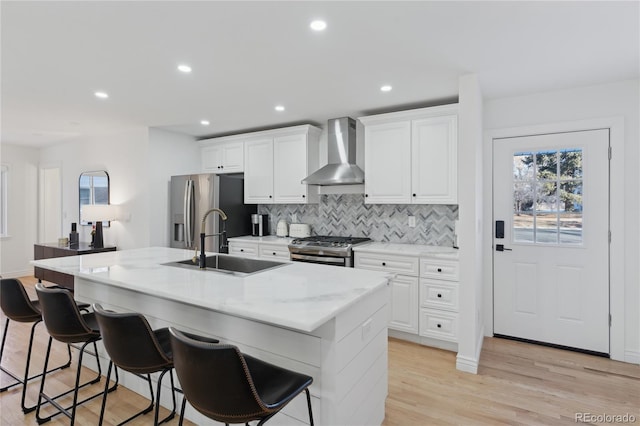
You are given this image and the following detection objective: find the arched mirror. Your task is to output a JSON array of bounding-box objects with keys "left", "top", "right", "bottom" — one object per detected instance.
[{"left": 79, "top": 170, "right": 110, "bottom": 226}]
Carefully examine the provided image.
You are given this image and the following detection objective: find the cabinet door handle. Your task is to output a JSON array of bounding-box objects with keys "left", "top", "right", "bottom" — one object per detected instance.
[
  {"left": 437, "top": 324, "right": 442, "bottom": 328},
  {"left": 412, "top": 193, "right": 416, "bottom": 197},
  {"left": 365, "top": 194, "right": 368, "bottom": 197},
  {"left": 269, "top": 195, "right": 272, "bottom": 198},
  {"left": 272, "top": 252, "right": 276, "bottom": 255},
  {"left": 240, "top": 249, "right": 244, "bottom": 252},
  {"left": 302, "top": 194, "right": 305, "bottom": 198},
  {"left": 437, "top": 293, "right": 442, "bottom": 298},
  {"left": 437, "top": 268, "right": 442, "bottom": 272},
  {"left": 381, "top": 262, "right": 386, "bottom": 266}
]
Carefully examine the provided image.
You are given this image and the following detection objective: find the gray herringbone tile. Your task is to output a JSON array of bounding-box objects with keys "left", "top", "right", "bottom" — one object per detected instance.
[{"left": 258, "top": 194, "right": 458, "bottom": 246}]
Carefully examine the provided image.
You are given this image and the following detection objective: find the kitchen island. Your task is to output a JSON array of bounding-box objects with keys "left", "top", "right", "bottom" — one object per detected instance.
[{"left": 32, "top": 247, "right": 391, "bottom": 425}]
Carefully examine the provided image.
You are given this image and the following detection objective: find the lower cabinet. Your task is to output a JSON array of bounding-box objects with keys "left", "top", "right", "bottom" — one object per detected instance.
[
  {"left": 355, "top": 250, "right": 459, "bottom": 351},
  {"left": 228, "top": 241, "right": 259, "bottom": 258},
  {"left": 258, "top": 243, "right": 291, "bottom": 261},
  {"left": 228, "top": 241, "right": 291, "bottom": 262},
  {"left": 388, "top": 275, "right": 419, "bottom": 334},
  {"left": 354, "top": 252, "right": 419, "bottom": 334},
  {"left": 418, "top": 258, "right": 460, "bottom": 345}
]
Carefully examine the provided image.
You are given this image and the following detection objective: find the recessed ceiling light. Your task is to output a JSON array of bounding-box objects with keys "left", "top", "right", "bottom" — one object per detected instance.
[
  {"left": 200, "top": 120, "right": 210, "bottom": 126},
  {"left": 178, "top": 64, "right": 192, "bottom": 73},
  {"left": 310, "top": 20, "right": 327, "bottom": 31},
  {"left": 94, "top": 91, "right": 109, "bottom": 99},
  {"left": 380, "top": 85, "right": 392, "bottom": 92},
  {"left": 275, "top": 105, "right": 285, "bottom": 112}
]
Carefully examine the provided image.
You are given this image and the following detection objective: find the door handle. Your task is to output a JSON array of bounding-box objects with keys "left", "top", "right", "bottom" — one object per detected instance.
[{"left": 496, "top": 244, "right": 512, "bottom": 252}]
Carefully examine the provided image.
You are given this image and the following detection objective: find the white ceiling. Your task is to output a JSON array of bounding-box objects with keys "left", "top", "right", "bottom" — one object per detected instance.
[{"left": 2, "top": 1, "right": 638, "bottom": 147}]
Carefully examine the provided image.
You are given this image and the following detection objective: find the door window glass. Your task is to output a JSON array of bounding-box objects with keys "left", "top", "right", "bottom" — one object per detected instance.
[{"left": 512, "top": 149, "right": 583, "bottom": 244}]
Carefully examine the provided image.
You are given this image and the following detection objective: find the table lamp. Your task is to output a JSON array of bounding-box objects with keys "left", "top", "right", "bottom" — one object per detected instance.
[{"left": 82, "top": 204, "right": 118, "bottom": 248}]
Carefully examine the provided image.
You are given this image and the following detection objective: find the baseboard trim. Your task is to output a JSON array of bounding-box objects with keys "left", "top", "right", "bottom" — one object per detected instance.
[
  {"left": 455, "top": 326, "right": 484, "bottom": 374},
  {"left": 388, "top": 329, "right": 458, "bottom": 352},
  {"left": 0, "top": 269, "right": 33, "bottom": 279},
  {"left": 456, "top": 354, "right": 478, "bottom": 374},
  {"left": 624, "top": 350, "right": 640, "bottom": 365}
]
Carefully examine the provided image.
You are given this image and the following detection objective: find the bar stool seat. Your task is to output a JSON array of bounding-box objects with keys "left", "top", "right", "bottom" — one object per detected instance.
[
  {"left": 0, "top": 278, "right": 74, "bottom": 413},
  {"left": 34, "top": 284, "right": 117, "bottom": 425},
  {"left": 169, "top": 327, "right": 314, "bottom": 426}
]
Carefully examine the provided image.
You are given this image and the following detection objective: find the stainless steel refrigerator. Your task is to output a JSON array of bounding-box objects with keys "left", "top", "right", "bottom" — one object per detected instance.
[{"left": 170, "top": 173, "right": 256, "bottom": 253}]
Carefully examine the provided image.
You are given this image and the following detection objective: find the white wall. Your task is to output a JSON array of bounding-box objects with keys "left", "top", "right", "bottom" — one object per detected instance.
[
  {"left": 456, "top": 74, "right": 485, "bottom": 373},
  {"left": 147, "top": 128, "right": 199, "bottom": 247},
  {"left": 0, "top": 144, "right": 39, "bottom": 277},
  {"left": 39, "top": 127, "right": 200, "bottom": 251},
  {"left": 483, "top": 79, "right": 640, "bottom": 363},
  {"left": 39, "top": 126, "right": 151, "bottom": 250}
]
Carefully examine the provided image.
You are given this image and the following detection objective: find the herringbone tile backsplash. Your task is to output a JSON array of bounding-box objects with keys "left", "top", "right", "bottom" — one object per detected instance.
[{"left": 258, "top": 194, "right": 458, "bottom": 246}]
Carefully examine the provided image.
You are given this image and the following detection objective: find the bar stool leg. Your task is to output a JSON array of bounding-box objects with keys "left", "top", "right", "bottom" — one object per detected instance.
[
  {"left": 0, "top": 319, "right": 73, "bottom": 413},
  {"left": 36, "top": 338, "right": 118, "bottom": 425}
]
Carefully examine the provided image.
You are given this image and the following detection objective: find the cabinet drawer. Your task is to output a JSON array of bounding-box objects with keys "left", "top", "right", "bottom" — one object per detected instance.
[
  {"left": 419, "top": 309, "right": 458, "bottom": 342},
  {"left": 355, "top": 253, "right": 419, "bottom": 276},
  {"left": 420, "top": 279, "right": 458, "bottom": 312},
  {"left": 228, "top": 242, "right": 259, "bottom": 257},
  {"left": 259, "top": 244, "right": 291, "bottom": 261},
  {"left": 420, "top": 258, "right": 459, "bottom": 281}
]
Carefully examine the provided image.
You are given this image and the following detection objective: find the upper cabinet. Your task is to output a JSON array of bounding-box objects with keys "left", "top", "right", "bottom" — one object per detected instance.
[
  {"left": 360, "top": 104, "right": 458, "bottom": 204},
  {"left": 244, "top": 137, "right": 275, "bottom": 204},
  {"left": 200, "top": 139, "right": 244, "bottom": 173},
  {"left": 244, "top": 125, "right": 321, "bottom": 204}
]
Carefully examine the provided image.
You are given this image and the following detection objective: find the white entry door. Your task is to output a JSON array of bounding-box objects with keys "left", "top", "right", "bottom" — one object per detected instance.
[{"left": 493, "top": 129, "right": 609, "bottom": 354}]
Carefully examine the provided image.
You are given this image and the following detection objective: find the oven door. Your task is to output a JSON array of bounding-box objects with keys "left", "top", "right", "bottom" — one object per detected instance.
[{"left": 290, "top": 252, "right": 349, "bottom": 267}]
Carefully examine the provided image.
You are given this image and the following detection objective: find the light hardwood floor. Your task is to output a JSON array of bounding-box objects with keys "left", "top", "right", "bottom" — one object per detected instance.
[{"left": 1, "top": 277, "right": 639, "bottom": 425}]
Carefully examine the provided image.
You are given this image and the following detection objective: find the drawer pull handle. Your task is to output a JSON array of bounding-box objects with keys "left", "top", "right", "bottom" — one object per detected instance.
[
  {"left": 273, "top": 252, "right": 276, "bottom": 255},
  {"left": 437, "top": 293, "right": 442, "bottom": 298},
  {"left": 437, "top": 324, "right": 442, "bottom": 328},
  {"left": 240, "top": 249, "right": 244, "bottom": 252},
  {"left": 437, "top": 268, "right": 442, "bottom": 272},
  {"left": 382, "top": 262, "right": 386, "bottom": 266}
]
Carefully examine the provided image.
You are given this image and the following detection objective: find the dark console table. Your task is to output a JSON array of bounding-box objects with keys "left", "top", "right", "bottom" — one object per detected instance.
[{"left": 34, "top": 242, "right": 116, "bottom": 289}]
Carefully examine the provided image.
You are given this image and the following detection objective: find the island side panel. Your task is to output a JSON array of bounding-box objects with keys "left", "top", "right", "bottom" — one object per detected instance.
[{"left": 315, "top": 284, "right": 389, "bottom": 426}]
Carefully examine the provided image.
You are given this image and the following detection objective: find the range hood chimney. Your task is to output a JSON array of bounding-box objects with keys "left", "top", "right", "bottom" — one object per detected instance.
[{"left": 302, "top": 117, "right": 364, "bottom": 186}]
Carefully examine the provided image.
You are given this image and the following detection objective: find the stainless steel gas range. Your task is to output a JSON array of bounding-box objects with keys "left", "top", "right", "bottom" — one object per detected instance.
[{"left": 288, "top": 236, "right": 371, "bottom": 267}]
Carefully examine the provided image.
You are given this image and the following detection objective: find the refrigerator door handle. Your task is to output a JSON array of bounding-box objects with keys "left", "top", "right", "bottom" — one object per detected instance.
[{"left": 184, "top": 179, "right": 194, "bottom": 248}]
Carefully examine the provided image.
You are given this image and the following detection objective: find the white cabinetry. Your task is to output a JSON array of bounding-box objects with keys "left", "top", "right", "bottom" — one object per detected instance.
[
  {"left": 228, "top": 239, "right": 292, "bottom": 262},
  {"left": 244, "top": 125, "right": 321, "bottom": 204},
  {"left": 258, "top": 243, "right": 291, "bottom": 261},
  {"left": 359, "top": 104, "right": 458, "bottom": 204},
  {"left": 419, "top": 258, "right": 460, "bottom": 344},
  {"left": 200, "top": 140, "right": 244, "bottom": 173},
  {"left": 228, "top": 241, "right": 259, "bottom": 258},
  {"left": 355, "top": 252, "right": 419, "bottom": 334},
  {"left": 355, "top": 244, "right": 459, "bottom": 352},
  {"left": 362, "top": 122, "right": 411, "bottom": 204},
  {"left": 244, "top": 138, "right": 274, "bottom": 204}
]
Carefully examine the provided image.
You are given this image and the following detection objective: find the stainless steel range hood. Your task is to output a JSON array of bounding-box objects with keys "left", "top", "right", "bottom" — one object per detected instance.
[{"left": 302, "top": 117, "right": 364, "bottom": 185}]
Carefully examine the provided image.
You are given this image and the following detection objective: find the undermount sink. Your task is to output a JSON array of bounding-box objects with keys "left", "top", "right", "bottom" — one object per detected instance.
[{"left": 165, "top": 255, "right": 287, "bottom": 275}]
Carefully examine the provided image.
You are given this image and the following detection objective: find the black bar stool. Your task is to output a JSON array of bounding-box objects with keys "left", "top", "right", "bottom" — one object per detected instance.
[
  {"left": 0, "top": 278, "right": 73, "bottom": 413},
  {"left": 34, "top": 283, "right": 117, "bottom": 425},
  {"left": 93, "top": 303, "right": 197, "bottom": 425},
  {"left": 168, "top": 327, "right": 314, "bottom": 426}
]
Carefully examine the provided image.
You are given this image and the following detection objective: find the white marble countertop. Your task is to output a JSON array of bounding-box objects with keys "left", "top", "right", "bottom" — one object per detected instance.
[
  {"left": 31, "top": 247, "right": 390, "bottom": 333},
  {"left": 353, "top": 242, "right": 459, "bottom": 259},
  {"left": 227, "top": 235, "right": 294, "bottom": 245}
]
